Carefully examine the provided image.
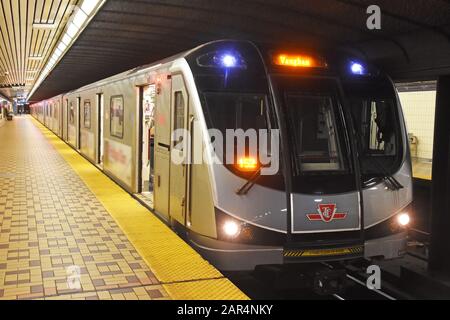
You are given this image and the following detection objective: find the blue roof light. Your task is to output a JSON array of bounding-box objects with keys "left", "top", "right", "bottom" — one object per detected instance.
[
  {"left": 350, "top": 62, "right": 365, "bottom": 75},
  {"left": 197, "top": 50, "right": 247, "bottom": 69},
  {"left": 221, "top": 54, "right": 238, "bottom": 68}
]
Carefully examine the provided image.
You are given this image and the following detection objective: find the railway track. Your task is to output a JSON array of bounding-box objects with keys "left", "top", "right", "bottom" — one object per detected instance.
[
  {"left": 321, "top": 262, "right": 398, "bottom": 300},
  {"left": 225, "top": 260, "right": 411, "bottom": 300},
  {"left": 333, "top": 274, "right": 396, "bottom": 300}
]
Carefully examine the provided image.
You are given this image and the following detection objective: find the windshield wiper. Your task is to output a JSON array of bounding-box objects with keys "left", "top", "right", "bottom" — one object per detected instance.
[
  {"left": 236, "top": 169, "right": 263, "bottom": 196},
  {"left": 367, "top": 157, "right": 404, "bottom": 191}
]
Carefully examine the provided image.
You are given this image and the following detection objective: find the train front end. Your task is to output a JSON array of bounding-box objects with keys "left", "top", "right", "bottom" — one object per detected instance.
[{"left": 184, "top": 40, "right": 413, "bottom": 271}]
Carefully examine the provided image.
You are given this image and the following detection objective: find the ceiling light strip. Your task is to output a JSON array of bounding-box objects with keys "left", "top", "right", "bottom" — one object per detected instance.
[{"left": 27, "top": 0, "right": 107, "bottom": 101}]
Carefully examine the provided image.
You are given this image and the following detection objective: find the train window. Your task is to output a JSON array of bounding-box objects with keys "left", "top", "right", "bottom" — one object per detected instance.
[
  {"left": 203, "top": 92, "right": 270, "bottom": 163},
  {"left": 368, "top": 100, "right": 396, "bottom": 154},
  {"left": 69, "top": 102, "right": 75, "bottom": 125},
  {"left": 341, "top": 78, "right": 403, "bottom": 179},
  {"left": 285, "top": 94, "right": 346, "bottom": 173},
  {"left": 110, "top": 96, "right": 124, "bottom": 139},
  {"left": 84, "top": 100, "right": 91, "bottom": 129},
  {"left": 174, "top": 91, "right": 185, "bottom": 131},
  {"left": 349, "top": 97, "right": 400, "bottom": 176},
  {"left": 203, "top": 93, "right": 269, "bottom": 134}
]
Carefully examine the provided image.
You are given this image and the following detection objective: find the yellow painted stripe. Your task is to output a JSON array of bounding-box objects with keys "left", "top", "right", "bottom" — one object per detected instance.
[
  {"left": 284, "top": 246, "right": 363, "bottom": 258},
  {"left": 413, "top": 172, "right": 432, "bottom": 181},
  {"left": 31, "top": 117, "right": 248, "bottom": 300}
]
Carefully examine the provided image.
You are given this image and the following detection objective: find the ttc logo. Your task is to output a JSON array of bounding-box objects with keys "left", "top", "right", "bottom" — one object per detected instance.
[{"left": 307, "top": 204, "right": 347, "bottom": 223}]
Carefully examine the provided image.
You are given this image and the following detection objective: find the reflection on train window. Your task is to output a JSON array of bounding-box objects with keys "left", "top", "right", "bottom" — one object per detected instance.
[
  {"left": 84, "top": 100, "right": 91, "bottom": 129},
  {"left": 203, "top": 93, "right": 270, "bottom": 161},
  {"left": 204, "top": 93, "right": 268, "bottom": 133},
  {"left": 174, "top": 91, "right": 185, "bottom": 131},
  {"left": 350, "top": 98, "right": 399, "bottom": 175},
  {"left": 110, "top": 96, "right": 124, "bottom": 138},
  {"left": 368, "top": 100, "right": 396, "bottom": 154},
  {"left": 69, "top": 102, "right": 75, "bottom": 125},
  {"left": 285, "top": 94, "right": 345, "bottom": 173}
]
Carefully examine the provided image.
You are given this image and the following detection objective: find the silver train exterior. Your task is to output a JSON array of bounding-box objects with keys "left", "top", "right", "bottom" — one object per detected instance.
[{"left": 31, "top": 40, "right": 413, "bottom": 271}]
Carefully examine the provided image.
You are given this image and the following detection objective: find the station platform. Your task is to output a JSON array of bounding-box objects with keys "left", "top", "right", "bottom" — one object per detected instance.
[
  {"left": 0, "top": 116, "right": 247, "bottom": 300},
  {"left": 412, "top": 159, "right": 432, "bottom": 181}
]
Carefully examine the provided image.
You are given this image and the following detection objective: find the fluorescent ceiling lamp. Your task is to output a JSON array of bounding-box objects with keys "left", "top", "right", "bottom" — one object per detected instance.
[
  {"left": 62, "top": 34, "right": 72, "bottom": 46},
  {"left": 66, "top": 23, "right": 79, "bottom": 38},
  {"left": 81, "top": 0, "right": 101, "bottom": 15},
  {"left": 33, "top": 23, "right": 56, "bottom": 29},
  {"left": 28, "top": 0, "right": 107, "bottom": 102},
  {"left": 52, "top": 52, "right": 61, "bottom": 60},
  {"left": 57, "top": 42, "right": 68, "bottom": 52},
  {"left": 72, "top": 9, "right": 88, "bottom": 28},
  {"left": 54, "top": 47, "right": 63, "bottom": 56}
]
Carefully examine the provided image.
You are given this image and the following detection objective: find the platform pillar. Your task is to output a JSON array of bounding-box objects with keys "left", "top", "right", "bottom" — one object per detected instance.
[{"left": 429, "top": 75, "right": 450, "bottom": 275}]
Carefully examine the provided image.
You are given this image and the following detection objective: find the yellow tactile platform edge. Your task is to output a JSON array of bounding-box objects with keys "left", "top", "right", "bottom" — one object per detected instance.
[
  {"left": 31, "top": 118, "right": 248, "bottom": 300},
  {"left": 413, "top": 173, "right": 432, "bottom": 181}
]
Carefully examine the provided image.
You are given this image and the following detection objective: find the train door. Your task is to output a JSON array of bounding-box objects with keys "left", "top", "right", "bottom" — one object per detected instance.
[
  {"left": 77, "top": 97, "right": 81, "bottom": 150},
  {"left": 97, "top": 94, "right": 104, "bottom": 166},
  {"left": 140, "top": 84, "right": 157, "bottom": 205},
  {"left": 169, "top": 74, "right": 189, "bottom": 225}
]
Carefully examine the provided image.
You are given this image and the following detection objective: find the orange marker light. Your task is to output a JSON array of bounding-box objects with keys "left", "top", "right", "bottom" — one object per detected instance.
[
  {"left": 237, "top": 157, "right": 258, "bottom": 171},
  {"left": 274, "top": 54, "right": 325, "bottom": 68}
]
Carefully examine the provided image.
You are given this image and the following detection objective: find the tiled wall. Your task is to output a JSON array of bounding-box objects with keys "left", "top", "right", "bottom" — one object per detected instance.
[{"left": 398, "top": 91, "right": 436, "bottom": 161}]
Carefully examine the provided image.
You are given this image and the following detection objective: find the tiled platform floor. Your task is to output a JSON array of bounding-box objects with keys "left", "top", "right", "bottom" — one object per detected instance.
[{"left": 0, "top": 116, "right": 170, "bottom": 300}]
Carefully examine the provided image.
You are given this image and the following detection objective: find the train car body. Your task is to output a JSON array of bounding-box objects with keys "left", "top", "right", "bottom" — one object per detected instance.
[{"left": 31, "top": 40, "right": 413, "bottom": 271}]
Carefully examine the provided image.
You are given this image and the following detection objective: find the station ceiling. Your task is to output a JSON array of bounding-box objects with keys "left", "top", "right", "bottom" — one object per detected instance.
[
  {"left": 0, "top": 0, "right": 80, "bottom": 101},
  {"left": 25, "top": 0, "right": 450, "bottom": 102}
]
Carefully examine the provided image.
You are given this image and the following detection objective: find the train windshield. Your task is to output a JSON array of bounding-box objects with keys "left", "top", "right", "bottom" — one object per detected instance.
[
  {"left": 202, "top": 92, "right": 278, "bottom": 172},
  {"left": 203, "top": 93, "right": 270, "bottom": 133},
  {"left": 344, "top": 81, "right": 403, "bottom": 178},
  {"left": 275, "top": 77, "right": 350, "bottom": 176},
  {"left": 284, "top": 93, "right": 346, "bottom": 174}
]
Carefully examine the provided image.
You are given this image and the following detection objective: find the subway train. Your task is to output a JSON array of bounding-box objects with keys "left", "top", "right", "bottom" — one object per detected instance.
[{"left": 31, "top": 40, "right": 412, "bottom": 272}]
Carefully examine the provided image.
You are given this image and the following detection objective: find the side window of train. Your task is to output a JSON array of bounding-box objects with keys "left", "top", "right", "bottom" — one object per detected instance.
[
  {"left": 84, "top": 100, "right": 91, "bottom": 129},
  {"left": 69, "top": 102, "right": 75, "bottom": 124},
  {"left": 351, "top": 98, "right": 397, "bottom": 156},
  {"left": 110, "top": 96, "right": 124, "bottom": 139},
  {"left": 173, "top": 91, "right": 185, "bottom": 142},
  {"left": 368, "top": 100, "right": 396, "bottom": 155}
]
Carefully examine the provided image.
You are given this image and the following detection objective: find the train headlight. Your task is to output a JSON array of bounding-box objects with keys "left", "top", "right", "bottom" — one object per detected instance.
[
  {"left": 223, "top": 221, "right": 241, "bottom": 238},
  {"left": 397, "top": 213, "right": 411, "bottom": 227}
]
